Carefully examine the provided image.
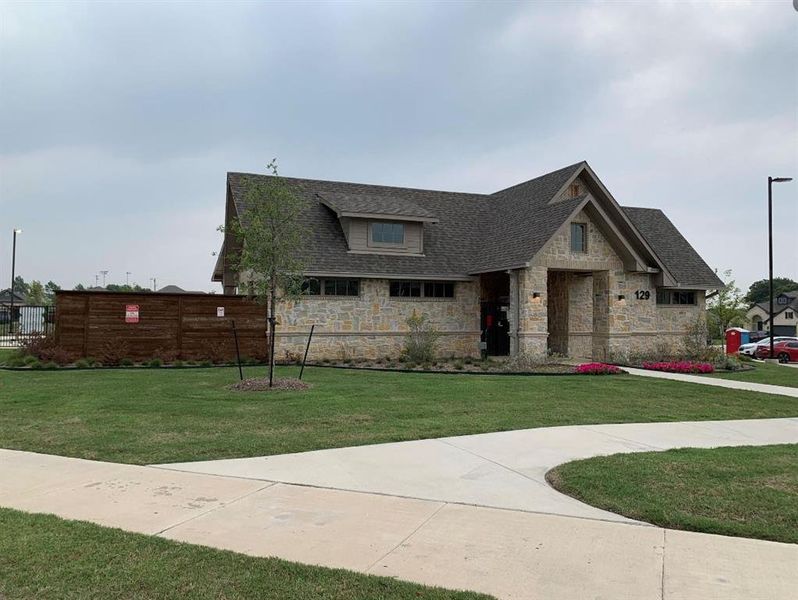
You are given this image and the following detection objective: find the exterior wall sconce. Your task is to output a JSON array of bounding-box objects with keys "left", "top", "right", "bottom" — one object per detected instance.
[
  {"left": 532, "top": 292, "right": 541, "bottom": 303},
  {"left": 616, "top": 294, "right": 626, "bottom": 305}
]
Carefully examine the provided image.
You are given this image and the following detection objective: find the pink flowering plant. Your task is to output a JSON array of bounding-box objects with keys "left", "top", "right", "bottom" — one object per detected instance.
[
  {"left": 641, "top": 361, "right": 714, "bottom": 374},
  {"left": 574, "top": 362, "right": 622, "bottom": 375}
]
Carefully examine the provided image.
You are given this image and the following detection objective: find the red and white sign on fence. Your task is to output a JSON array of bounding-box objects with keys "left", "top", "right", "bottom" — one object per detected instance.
[{"left": 125, "top": 304, "right": 140, "bottom": 324}]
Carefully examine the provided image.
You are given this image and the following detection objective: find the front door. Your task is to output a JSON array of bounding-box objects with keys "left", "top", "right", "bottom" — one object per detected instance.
[{"left": 481, "top": 302, "right": 510, "bottom": 356}]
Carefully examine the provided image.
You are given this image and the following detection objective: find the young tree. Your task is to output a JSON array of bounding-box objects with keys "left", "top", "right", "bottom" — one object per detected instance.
[
  {"left": 706, "top": 269, "right": 747, "bottom": 341},
  {"left": 224, "top": 160, "right": 308, "bottom": 386},
  {"left": 26, "top": 280, "right": 46, "bottom": 305},
  {"left": 744, "top": 277, "right": 798, "bottom": 306}
]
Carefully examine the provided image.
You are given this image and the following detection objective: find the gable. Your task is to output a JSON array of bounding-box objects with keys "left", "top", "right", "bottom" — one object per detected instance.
[{"left": 531, "top": 208, "right": 626, "bottom": 271}]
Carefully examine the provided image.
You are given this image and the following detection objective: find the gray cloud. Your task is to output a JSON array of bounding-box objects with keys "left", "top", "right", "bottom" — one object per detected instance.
[{"left": 1, "top": 0, "right": 796, "bottom": 292}]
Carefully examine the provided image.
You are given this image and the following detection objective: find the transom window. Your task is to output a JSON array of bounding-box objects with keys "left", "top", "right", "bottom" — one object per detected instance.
[
  {"left": 656, "top": 290, "right": 697, "bottom": 305},
  {"left": 570, "top": 223, "right": 587, "bottom": 253},
  {"left": 389, "top": 280, "right": 454, "bottom": 298},
  {"left": 302, "top": 278, "right": 360, "bottom": 297},
  {"left": 370, "top": 222, "right": 405, "bottom": 245}
]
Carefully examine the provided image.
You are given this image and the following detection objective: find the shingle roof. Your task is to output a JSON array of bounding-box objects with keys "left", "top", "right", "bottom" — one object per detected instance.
[
  {"left": 225, "top": 164, "right": 721, "bottom": 288},
  {"left": 623, "top": 207, "right": 723, "bottom": 288},
  {"left": 318, "top": 191, "right": 438, "bottom": 221}
]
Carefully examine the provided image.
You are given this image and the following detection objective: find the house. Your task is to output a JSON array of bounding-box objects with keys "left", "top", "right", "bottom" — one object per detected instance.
[
  {"left": 746, "top": 290, "right": 798, "bottom": 337},
  {"left": 213, "top": 161, "right": 722, "bottom": 361},
  {"left": 0, "top": 288, "right": 27, "bottom": 307}
]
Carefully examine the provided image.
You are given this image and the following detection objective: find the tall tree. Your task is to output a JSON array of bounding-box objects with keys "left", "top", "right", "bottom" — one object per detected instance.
[
  {"left": 744, "top": 277, "right": 798, "bottom": 306},
  {"left": 12, "top": 275, "right": 29, "bottom": 298},
  {"left": 706, "top": 269, "right": 747, "bottom": 340},
  {"left": 224, "top": 160, "right": 308, "bottom": 386},
  {"left": 26, "top": 280, "right": 46, "bottom": 305},
  {"left": 44, "top": 281, "right": 61, "bottom": 305}
]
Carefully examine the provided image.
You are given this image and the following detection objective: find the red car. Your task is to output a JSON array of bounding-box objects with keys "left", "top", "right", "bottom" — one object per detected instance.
[{"left": 755, "top": 340, "right": 798, "bottom": 363}]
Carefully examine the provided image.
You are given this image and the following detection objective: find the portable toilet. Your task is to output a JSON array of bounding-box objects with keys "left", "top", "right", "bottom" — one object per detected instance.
[{"left": 725, "top": 327, "right": 749, "bottom": 355}]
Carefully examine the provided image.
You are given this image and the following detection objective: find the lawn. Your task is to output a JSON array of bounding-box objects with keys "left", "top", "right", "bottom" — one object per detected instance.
[
  {"left": 0, "top": 508, "right": 491, "bottom": 600},
  {"left": 547, "top": 444, "right": 798, "bottom": 544},
  {"left": 706, "top": 360, "right": 798, "bottom": 388},
  {"left": 1, "top": 365, "right": 797, "bottom": 464}
]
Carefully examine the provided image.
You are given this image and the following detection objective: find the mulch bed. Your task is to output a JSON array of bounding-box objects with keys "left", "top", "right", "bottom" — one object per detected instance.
[{"left": 228, "top": 377, "right": 311, "bottom": 392}]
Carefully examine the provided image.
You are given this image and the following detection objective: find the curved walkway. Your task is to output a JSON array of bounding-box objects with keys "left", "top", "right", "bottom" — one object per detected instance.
[
  {"left": 623, "top": 366, "right": 798, "bottom": 398},
  {"left": 157, "top": 418, "right": 798, "bottom": 521},
  {"left": 2, "top": 417, "right": 797, "bottom": 600}
]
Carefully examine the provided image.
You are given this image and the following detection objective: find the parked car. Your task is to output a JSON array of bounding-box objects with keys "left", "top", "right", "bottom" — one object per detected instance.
[
  {"left": 738, "top": 336, "right": 798, "bottom": 357},
  {"left": 755, "top": 340, "right": 798, "bottom": 363}
]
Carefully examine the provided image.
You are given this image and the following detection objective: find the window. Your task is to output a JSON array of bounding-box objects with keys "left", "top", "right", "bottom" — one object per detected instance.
[
  {"left": 656, "top": 290, "right": 697, "bottom": 305},
  {"left": 424, "top": 281, "right": 455, "bottom": 298},
  {"left": 302, "top": 278, "right": 359, "bottom": 297},
  {"left": 786, "top": 311, "right": 795, "bottom": 319},
  {"left": 570, "top": 223, "right": 587, "bottom": 253},
  {"left": 390, "top": 280, "right": 454, "bottom": 298},
  {"left": 777, "top": 296, "right": 789, "bottom": 305},
  {"left": 370, "top": 222, "right": 405, "bottom": 245}
]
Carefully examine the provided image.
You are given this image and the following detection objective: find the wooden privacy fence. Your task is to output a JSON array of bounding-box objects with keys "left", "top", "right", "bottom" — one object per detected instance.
[{"left": 54, "top": 291, "right": 268, "bottom": 362}]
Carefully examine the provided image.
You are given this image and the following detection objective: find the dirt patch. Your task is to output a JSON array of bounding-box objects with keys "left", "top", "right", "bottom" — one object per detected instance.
[{"left": 228, "top": 377, "right": 311, "bottom": 392}]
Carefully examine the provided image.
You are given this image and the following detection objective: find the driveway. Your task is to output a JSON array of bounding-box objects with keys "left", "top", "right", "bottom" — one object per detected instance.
[{"left": 3, "top": 417, "right": 797, "bottom": 600}]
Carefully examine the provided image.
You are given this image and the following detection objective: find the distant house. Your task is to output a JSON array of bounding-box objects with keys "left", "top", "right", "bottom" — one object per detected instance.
[
  {"left": 214, "top": 160, "right": 722, "bottom": 361},
  {"left": 0, "top": 288, "right": 27, "bottom": 306},
  {"left": 747, "top": 290, "right": 798, "bottom": 337},
  {"left": 156, "top": 285, "right": 205, "bottom": 294}
]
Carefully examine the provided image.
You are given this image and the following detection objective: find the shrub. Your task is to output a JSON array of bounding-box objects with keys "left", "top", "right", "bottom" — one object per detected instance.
[
  {"left": 152, "top": 347, "right": 179, "bottom": 364},
  {"left": 172, "top": 359, "right": 185, "bottom": 368},
  {"left": 503, "top": 352, "right": 548, "bottom": 372},
  {"left": 202, "top": 340, "right": 229, "bottom": 364},
  {"left": 641, "top": 361, "right": 714, "bottom": 374},
  {"left": 682, "top": 315, "right": 713, "bottom": 361},
  {"left": 23, "top": 354, "right": 39, "bottom": 366},
  {"left": 41, "top": 361, "right": 58, "bottom": 370},
  {"left": 147, "top": 358, "right": 163, "bottom": 368},
  {"left": 119, "top": 358, "right": 135, "bottom": 367},
  {"left": 199, "top": 359, "right": 213, "bottom": 367},
  {"left": 402, "top": 312, "right": 440, "bottom": 364},
  {"left": 98, "top": 340, "right": 131, "bottom": 367},
  {"left": 283, "top": 350, "right": 301, "bottom": 364},
  {"left": 18, "top": 334, "right": 76, "bottom": 365},
  {"left": 74, "top": 358, "right": 91, "bottom": 369},
  {"left": 574, "top": 362, "right": 622, "bottom": 375},
  {"left": 85, "top": 356, "right": 98, "bottom": 366},
  {"left": 5, "top": 356, "right": 27, "bottom": 368},
  {"left": 453, "top": 360, "right": 464, "bottom": 370}
]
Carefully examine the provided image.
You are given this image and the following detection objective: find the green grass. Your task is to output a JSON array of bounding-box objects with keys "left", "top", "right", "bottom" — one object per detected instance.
[
  {"left": 0, "top": 508, "right": 491, "bottom": 600},
  {"left": 1, "top": 366, "right": 797, "bottom": 464},
  {"left": 0, "top": 348, "right": 17, "bottom": 363},
  {"left": 707, "top": 360, "right": 798, "bottom": 388},
  {"left": 547, "top": 444, "right": 798, "bottom": 544}
]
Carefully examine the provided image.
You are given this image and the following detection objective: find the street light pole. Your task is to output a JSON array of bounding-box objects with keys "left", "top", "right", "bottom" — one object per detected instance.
[
  {"left": 768, "top": 176, "right": 793, "bottom": 360},
  {"left": 9, "top": 229, "right": 22, "bottom": 335}
]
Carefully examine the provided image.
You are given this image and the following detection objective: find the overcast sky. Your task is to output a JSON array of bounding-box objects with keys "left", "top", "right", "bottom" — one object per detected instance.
[{"left": 1, "top": 0, "right": 796, "bottom": 293}]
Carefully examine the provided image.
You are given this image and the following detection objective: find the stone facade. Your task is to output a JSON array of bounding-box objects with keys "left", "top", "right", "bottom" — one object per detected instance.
[
  {"left": 274, "top": 278, "right": 480, "bottom": 360},
  {"left": 511, "top": 208, "right": 706, "bottom": 361},
  {"left": 270, "top": 209, "right": 706, "bottom": 362}
]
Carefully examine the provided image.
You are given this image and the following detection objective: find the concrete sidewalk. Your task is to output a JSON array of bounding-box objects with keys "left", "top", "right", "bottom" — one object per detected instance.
[
  {"left": 157, "top": 418, "right": 798, "bottom": 520},
  {"left": 624, "top": 366, "right": 798, "bottom": 397},
  {"left": 3, "top": 418, "right": 798, "bottom": 599}
]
